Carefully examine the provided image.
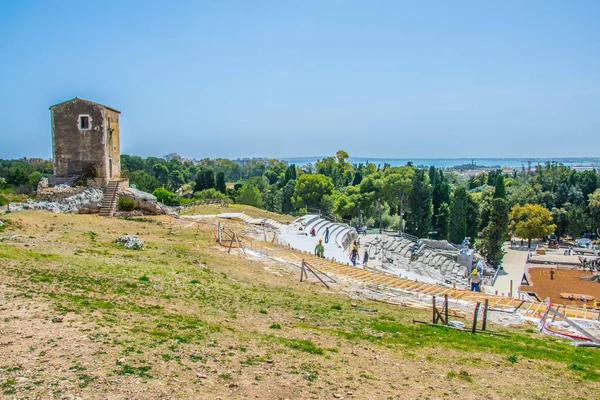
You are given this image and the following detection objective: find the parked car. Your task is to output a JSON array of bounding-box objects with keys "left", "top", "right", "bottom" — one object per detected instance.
[{"left": 577, "top": 238, "right": 593, "bottom": 247}]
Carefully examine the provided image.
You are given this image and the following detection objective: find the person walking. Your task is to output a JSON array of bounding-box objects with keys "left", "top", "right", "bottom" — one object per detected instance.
[
  {"left": 315, "top": 239, "right": 325, "bottom": 258},
  {"left": 324, "top": 227, "right": 330, "bottom": 244},
  {"left": 469, "top": 269, "right": 482, "bottom": 292},
  {"left": 363, "top": 249, "right": 369, "bottom": 266},
  {"left": 350, "top": 245, "right": 359, "bottom": 266}
]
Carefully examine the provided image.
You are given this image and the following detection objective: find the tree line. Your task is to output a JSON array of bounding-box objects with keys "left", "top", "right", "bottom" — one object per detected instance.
[
  {"left": 123, "top": 151, "right": 600, "bottom": 267},
  {"left": 1, "top": 153, "right": 599, "bottom": 268}
]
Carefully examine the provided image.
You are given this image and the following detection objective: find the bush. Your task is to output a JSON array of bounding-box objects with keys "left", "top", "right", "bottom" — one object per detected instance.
[
  {"left": 75, "top": 165, "right": 99, "bottom": 186},
  {"left": 193, "top": 188, "right": 228, "bottom": 201},
  {"left": 152, "top": 188, "right": 181, "bottom": 206},
  {"left": 28, "top": 171, "right": 43, "bottom": 188},
  {"left": 118, "top": 197, "right": 135, "bottom": 211},
  {"left": 0, "top": 194, "right": 8, "bottom": 206}
]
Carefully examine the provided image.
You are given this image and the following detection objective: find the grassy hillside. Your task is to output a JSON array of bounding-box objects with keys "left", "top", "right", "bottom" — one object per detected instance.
[{"left": 0, "top": 210, "right": 598, "bottom": 399}]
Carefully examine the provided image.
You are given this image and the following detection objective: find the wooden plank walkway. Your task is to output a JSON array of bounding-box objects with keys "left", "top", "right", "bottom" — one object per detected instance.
[{"left": 250, "top": 240, "right": 600, "bottom": 321}]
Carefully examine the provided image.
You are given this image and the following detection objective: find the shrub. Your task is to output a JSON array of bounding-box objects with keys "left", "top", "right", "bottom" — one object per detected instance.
[
  {"left": 193, "top": 188, "right": 228, "bottom": 201},
  {"left": 0, "top": 194, "right": 7, "bottom": 206},
  {"left": 505, "top": 354, "right": 518, "bottom": 364},
  {"left": 118, "top": 197, "right": 135, "bottom": 211},
  {"left": 152, "top": 188, "right": 181, "bottom": 206},
  {"left": 74, "top": 165, "right": 99, "bottom": 186}
]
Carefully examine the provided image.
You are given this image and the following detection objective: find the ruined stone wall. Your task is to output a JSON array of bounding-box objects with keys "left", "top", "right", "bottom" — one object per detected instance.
[
  {"left": 51, "top": 99, "right": 107, "bottom": 185},
  {"left": 37, "top": 187, "right": 86, "bottom": 202}
]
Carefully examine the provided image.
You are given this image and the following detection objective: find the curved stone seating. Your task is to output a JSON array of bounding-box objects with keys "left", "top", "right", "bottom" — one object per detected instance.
[{"left": 364, "top": 235, "right": 469, "bottom": 286}]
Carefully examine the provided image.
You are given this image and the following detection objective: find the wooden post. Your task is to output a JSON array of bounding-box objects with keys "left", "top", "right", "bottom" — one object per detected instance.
[
  {"left": 444, "top": 294, "right": 449, "bottom": 326},
  {"left": 300, "top": 259, "right": 305, "bottom": 282},
  {"left": 482, "top": 299, "right": 489, "bottom": 331},
  {"left": 432, "top": 296, "right": 437, "bottom": 324},
  {"left": 304, "top": 261, "right": 331, "bottom": 289},
  {"left": 509, "top": 280, "right": 513, "bottom": 298},
  {"left": 227, "top": 233, "right": 235, "bottom": 254},
  {"left": 472, "top": 302, "right": 481, "bottom": 334}
]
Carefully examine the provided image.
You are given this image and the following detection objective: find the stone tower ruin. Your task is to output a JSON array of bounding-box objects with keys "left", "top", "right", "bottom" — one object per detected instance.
[{"left": 50, "top": 97, "right": 121, "bottom": 187}]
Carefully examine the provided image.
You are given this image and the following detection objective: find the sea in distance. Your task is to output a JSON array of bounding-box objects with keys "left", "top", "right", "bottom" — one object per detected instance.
[{"left": 280, "top": 157, "right": 600, "bottom": 169}]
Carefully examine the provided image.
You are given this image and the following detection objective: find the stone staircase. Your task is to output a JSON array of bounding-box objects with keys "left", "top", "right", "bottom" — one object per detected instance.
[{"left": 99, "top": 180, "right": 120, "bottom": 217}]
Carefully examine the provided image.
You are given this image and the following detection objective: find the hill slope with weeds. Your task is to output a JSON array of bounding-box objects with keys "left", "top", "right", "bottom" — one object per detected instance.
[{"left": 0, "top": 210, "right": 598, "bottom": 399}]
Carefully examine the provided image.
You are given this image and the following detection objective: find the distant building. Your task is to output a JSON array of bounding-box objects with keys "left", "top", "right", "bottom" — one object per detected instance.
[{"left": 49, "top": 97, "right": 121, "bottom": 187}]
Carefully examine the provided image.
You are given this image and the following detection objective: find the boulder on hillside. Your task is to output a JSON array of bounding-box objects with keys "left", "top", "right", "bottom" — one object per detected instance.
[
  {"left": 119, "top": 188, "right": 171, "bottom": 215},
  {"left": 115, "top": 235, "right": 145, "bottom": 250}
]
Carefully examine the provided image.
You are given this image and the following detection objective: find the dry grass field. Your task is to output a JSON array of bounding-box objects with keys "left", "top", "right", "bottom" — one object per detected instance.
[{"left": 1, "top": 209, "right": 599, "bottom": 399}]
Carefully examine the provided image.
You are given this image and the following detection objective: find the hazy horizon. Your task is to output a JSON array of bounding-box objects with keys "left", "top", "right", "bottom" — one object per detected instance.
[{"left": 1, "top": 1, "right": 599, "bottom": 159}]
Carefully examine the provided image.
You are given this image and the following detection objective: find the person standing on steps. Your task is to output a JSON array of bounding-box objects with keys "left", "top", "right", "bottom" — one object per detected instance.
[
  {"left": 315, "top": 239, "right": 325, "bottom": 258},
  {"left": 469, "top": 269, "right": 482, "bottom": 292},
  {"left": 324, "top": 227, "right": 330, "bottom": 243},
  {"left": 363, "top": 249, "right": 369, "bottom": 267}
]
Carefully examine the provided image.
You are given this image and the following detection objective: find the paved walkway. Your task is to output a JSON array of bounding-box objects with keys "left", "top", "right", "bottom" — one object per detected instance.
[{"left": 485, "top": 244, "right": 528, "bottom": 297}]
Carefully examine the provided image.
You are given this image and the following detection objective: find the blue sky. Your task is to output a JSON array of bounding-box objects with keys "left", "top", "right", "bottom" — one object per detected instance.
[{"left": 1, "top": 0, "right": 599, "bottom": 160}]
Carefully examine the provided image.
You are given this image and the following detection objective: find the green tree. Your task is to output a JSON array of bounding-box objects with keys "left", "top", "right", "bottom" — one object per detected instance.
[
  {"left": 28, "top": 171, "right": 43, "bottom": 188},
  {"left": 383, "top": 166, "right": 414, "bottom": 232},
  {"left": 448, "top": 186, "right": 468, "bottom": 244},
  {"left": 578, "top": 170, "right": 599, "bottom": 200},
  {"left": 280, "top": 179, "right": 296, "bottom": 214},
  {"left": 263, "top": 186, "right": 282, "bottom": 213},
  {"left": 405, "top": 168, "right": 432, "bottom": 238},
  {"left": 567, "top": 205, "right": 587, "bottom": 239},
  {"left": 216, "top": 172, "right": 227, "bottom": 194},
  {"left": 468, "top": 172, "right": 487, "bottom": 189},
  {"left": 509, "top": 204, "right": 556, "bottom": 248},
  {"left": 480, "top": 198, "right": 508, "bottom": 267},
  {"left": 589, "top": 189, "right": 600, "bottom": 233},
  {"left": 466, "top": 193, "right": 480, "bottom": 240},
  {"left": 493, "top": 174, "right": 506, "bottom": 199},
  {"left": 152, "top": 164, "right": 169, "bottom": 186},
  {"left": 291, "top": 174, "right": 334, "bottom": 211},
  {"left": 152, "top": 188, "right": 181, "bottom": 206},
  {"left": 194, "top": 169, "right": 215, "bottom": 192},
  {"left": 264, "top": 170, "right": 279, "bottom": 185},
  {"left": 430, "top": 167, "right": 451, "bottom": 236},
  {"left": 487, "top": 169, "right": 502, "bottom": 188},
  {"left": 168, "top": 170, "right": 185, "bottom": 191},
  {"left": 236, "top": 184, "right": 263, "bottom": 208},
  {"left": 436, "top": 202, "right": 450, "bottom": 240},
  {"left": 193, "top": 188, "right": 228, "bottom": 201},
  {"left": 551, "top": 206, "right": 569, "bottom": 241},
  {"left": 129, "top": 170, "right": 161, "bottom": 193},
  {"left": 6, "top": 167, "right": 29, "bottom": 186}
]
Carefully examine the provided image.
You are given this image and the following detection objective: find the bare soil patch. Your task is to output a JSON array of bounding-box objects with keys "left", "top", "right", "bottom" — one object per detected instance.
[{"left": 520, "top": 267, "right": 600, "bottom": 305}]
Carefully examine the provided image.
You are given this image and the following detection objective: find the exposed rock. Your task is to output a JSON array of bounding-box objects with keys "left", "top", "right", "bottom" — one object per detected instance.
[
  {"left": 8, "top": 187, "right": 103, "bottom": 214},
  {"left": 115, "top": 235, "right": 145, "bottom": 250},
  {"left": 119, "top": 188, "right": 172, "bottom": 215},
  {"left": 52, "top": 316, "right": 64, "bottom": 323}
]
